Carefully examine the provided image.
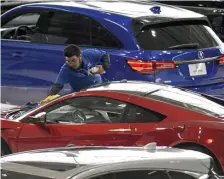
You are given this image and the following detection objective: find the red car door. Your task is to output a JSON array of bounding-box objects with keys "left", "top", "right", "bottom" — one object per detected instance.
[
  {"left": 47, "top": 96, "right": 133, "bottom": 147},
  {"left": 47, "top": 123, "right": 132, "bottom": 147},
  {"left": 17, "top": 122, "right": 57, "bottom": 152},
  {"left": 17, "top": 95, "right": 133, "bottom": 152}
]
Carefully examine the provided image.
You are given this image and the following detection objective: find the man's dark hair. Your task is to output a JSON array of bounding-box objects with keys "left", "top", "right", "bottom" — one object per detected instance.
[{"left": 64, "top": 44, "right": 81, "bottom": 57}]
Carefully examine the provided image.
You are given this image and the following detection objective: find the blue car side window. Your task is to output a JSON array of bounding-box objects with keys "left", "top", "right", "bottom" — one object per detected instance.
[
  {"left": 29, "top": 10, "right": 122, "bottom": 48},
  {"left": 2, "top": 13, "right": 40, "bottom": 29}
]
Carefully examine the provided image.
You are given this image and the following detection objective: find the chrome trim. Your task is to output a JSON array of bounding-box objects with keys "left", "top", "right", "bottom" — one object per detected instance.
[
  {"left": 108, "top": 128, "right": 131, "bottom": 132},
  {"left": 173, "top": 56, "right": 219, "bottom": 65}
]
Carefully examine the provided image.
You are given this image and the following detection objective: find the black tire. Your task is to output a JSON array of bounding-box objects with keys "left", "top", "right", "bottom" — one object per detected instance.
[
  {"left": 178, "top": 146, "right": 222, "bottom": 175},
  {"left": 1, "top": 140, "right": 11, "bottom": 156}
]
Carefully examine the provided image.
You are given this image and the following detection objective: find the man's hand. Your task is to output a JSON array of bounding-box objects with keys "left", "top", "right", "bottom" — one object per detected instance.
[
  {"left": 40, "top": 94, "right": 60, "bottom": 104},
  {"left": 89, "top": 65, "right": 105, "bottom": 74}
]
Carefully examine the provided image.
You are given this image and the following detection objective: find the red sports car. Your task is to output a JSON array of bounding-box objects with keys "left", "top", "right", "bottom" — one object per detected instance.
[{"left": 1, "top": 81, "right": 224, "bottom": 174}]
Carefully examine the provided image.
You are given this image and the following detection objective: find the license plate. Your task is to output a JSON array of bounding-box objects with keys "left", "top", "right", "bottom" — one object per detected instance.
[{"left": 188, "top": 63, "right": 207, "bottom": 76}]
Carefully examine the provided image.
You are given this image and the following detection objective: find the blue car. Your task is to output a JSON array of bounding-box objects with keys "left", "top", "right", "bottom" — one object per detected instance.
[{"left": 1, "top": 1, "right": 224, "bottom": 104}]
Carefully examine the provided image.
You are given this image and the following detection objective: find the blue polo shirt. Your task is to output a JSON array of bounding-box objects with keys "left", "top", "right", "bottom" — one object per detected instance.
[{"left": 55, "top": 49, "right": 106, "bottom": 92}]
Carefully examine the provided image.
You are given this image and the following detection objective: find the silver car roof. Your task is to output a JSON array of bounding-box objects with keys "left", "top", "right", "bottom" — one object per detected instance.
[{"left": 1, "top": 145, "right": 212, "bottom": 179}]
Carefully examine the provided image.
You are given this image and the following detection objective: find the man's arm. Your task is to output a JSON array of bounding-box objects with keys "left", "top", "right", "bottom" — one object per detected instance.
[
  {"left": 48, "top": 83, "right": 64, "bottom": 96},
  {"left": 100, "top": 53, "right": 110, "bottom": 72},
  {"left": 48, "top": 65, "right": 68, "bottom": 96},
  {"left": 85, "top": 49, "right": 110, "bottom": 74}
]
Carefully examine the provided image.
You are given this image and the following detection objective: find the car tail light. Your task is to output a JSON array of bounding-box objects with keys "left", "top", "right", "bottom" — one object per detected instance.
[
  {"left": 218, "top": 56, "right": 224, "bottom": 65},
  {"left": 126, "top": 60, "right": 153, "bottom": 74},
  {"left": 155, "top": 61, "right": 176, "bottom": 70},
  {"left": 127, "top": 59, "right": 175, "bottom": 74}
]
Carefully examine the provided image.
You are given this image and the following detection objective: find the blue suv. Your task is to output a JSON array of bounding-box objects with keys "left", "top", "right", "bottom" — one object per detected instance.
[{"left": 1, "top": 1, "right": 224, "bottom": 104}]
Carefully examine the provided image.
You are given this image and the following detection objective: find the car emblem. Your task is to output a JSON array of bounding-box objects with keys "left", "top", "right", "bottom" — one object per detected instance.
[
  {"left": 150, "top": 6, "right": 161, "bottom": 14},
  {"left": 198, "top": 51, "right": 204, "bottom": 59}
]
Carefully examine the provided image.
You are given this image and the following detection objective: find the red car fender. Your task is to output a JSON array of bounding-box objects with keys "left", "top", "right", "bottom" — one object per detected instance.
[
  {"left": 1, "top": 119, "right": 24, "bottom": 153},
  {"left": 197, "top": 124, "right": 224, "bottom": 171},
  {"left": 168, "top": 122, "right": 213, "bottom": 147},
  {"left": 169, "top": 139, "right": 200, "bottom": 147},
  {"left": 169, "top": 121, "right": 224, "bottom": 173}
]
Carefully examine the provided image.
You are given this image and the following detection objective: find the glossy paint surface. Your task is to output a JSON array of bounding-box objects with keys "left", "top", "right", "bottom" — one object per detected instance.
[
  {"left": 1, "top": 2, "right": 224, "bottom": 104},
  {"left": 1, "top": 89, "right": 224, "bottom": 173},
  {"left": 1, "top": 147, "right": 213, "bottom": 179}
]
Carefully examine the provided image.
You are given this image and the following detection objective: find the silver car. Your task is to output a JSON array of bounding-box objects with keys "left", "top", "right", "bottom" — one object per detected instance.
[{"left": 1, "top": 143, "right": 221, "bottom": 179}]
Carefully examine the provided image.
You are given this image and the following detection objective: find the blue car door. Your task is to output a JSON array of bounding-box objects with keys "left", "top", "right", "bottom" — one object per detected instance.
[
  {"left": 1, "top": 6, "right": 124, "bottom": 105},
  {"left": 1, "top": 40, "right": 31, "bottom": 104},
  {"left": 1, "top": 11, "right": 42, "bottom": 104},
  {"left": 1, "top": 10, "right": 68, "bottom": 104},
  {"left": 1, "top": 10, "right": 66, "bottom": 104}
]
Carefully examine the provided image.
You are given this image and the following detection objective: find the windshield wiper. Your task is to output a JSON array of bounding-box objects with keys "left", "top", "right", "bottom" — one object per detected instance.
[{"left": 168, "top": 43, "right": 199, "bottom": 50}]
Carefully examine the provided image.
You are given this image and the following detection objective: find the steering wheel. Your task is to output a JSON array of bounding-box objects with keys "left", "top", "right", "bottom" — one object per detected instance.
[
  {"left": 71, "top": 109, "right": 86, "bottom": 123},
  {"left": 12, "top": 25, "right": 35, "bottom": 39}
]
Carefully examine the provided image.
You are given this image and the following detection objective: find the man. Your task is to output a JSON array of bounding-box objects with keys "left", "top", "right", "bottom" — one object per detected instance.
[{"left": 48, "top": 44, "right": 110, "bottom": 96}]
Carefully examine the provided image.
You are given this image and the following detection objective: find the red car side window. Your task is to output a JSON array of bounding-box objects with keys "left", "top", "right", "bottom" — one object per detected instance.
[
  {"left": 125, "top": 104, "right": 166, "bottom": 123},
  {"left": 42, "top": 96, "right": 128, "bottom": 124}
]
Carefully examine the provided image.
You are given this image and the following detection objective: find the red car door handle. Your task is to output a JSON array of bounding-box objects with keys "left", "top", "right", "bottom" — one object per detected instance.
[{"left": 108, "top": 128, "right": 131, "bottom": 132}]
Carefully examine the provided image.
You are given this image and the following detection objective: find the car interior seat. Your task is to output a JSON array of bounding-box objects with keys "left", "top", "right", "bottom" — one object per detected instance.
[{"left": 31, "top": 11, "right": 49, "bottom": 43}]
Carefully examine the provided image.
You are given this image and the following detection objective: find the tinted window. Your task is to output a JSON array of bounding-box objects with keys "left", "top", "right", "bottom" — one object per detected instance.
[
  {"left": 156, "top": 1, "right": 224, "bottom": 8},
  {"left": 43, "top": 96, "right": 127, "bottom": 124},
  {"left": 146, "top": 87, "right": 224, "bottom": 117},
  {"left": 127, "top": 104, "right": 166, "bottom": 123},
  {"left": 90, "top": 170, "right": 197, "bottom": 179},
  {"left": 41, "top": 11, "right": 91, "bottom": 45},
  {"left": 91, "top": 19, "right": 122, "bottom": 48},
  {"left": 208, "top": 15, "right": 224, "bottom": 41},
  {"left": 2, "top": 13, "right": 40, "bottom": 28},
  {"left": 135, "top": 21, "right": 218, "bottom": 50},
  {"left": 14, "top": 162, "right": 85, "bottom": 171},
  {"left": 32, "top": 11, "right": 122, "bottom": 48}
]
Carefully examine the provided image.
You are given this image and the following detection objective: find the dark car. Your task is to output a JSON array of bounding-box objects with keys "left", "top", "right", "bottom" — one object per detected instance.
[
  {"left": 1, "top": 145, "right": 221, "bottom": 179},
  {"left": 152, "top": 0, "right": 224, "bottom": 41}
]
